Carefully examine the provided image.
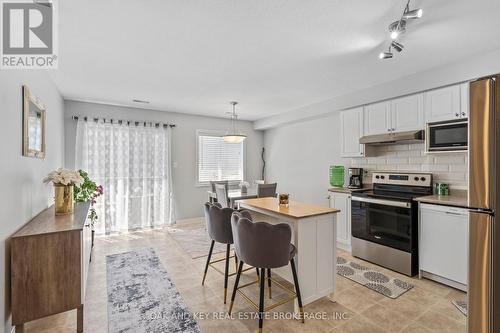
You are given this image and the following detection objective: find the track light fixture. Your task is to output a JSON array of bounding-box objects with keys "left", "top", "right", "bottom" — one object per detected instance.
[
  {"left": 379, "top": 51, "right": 393, "bottom": 59},
  {"left": 403, "top": 8, "right": 423, "bottom": 19},
  {"left": 389, "top": 20, "right": 406, "bottom": 40},
  {"left": 378, "top": 0, "right": 422, "bottom": 60},
  {"left": 391, "top": 41, "right": 404, "bottom": 52}
]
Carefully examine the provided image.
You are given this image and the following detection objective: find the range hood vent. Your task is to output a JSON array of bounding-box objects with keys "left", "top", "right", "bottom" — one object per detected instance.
[{"left": 359, "top": 130, "right": 424, "bottom": 145}]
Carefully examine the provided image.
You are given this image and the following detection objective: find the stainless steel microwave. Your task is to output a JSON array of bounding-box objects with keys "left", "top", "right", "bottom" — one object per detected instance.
[{"left": 425, "top": 119, "right": 468, "bottom": 152}]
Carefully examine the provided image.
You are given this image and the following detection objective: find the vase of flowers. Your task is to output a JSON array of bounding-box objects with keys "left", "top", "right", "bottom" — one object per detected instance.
[
  {"left": 74, "top": 170, "right": 103, "bottom": 248},
  {"left": 44, "top": 169, "right": 84, "bottom": 215},
  {"left": 239, "top": 181, "right": 250, "bottom": 194}
]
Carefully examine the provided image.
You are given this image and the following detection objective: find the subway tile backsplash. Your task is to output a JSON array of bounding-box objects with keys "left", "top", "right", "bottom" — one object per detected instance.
[{"left": 350, "top": 143, "right": 468, "bottom": 189}]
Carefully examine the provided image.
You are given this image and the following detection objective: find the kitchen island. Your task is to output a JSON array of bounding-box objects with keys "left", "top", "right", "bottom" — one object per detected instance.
[{"left": 237, "top": 197, "right": 340, "bottom": 312}]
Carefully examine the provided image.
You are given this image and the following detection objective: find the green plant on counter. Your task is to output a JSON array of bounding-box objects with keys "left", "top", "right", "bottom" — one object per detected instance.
[{"left": 74, "top": 170, "right": 103, "bottom": 227}]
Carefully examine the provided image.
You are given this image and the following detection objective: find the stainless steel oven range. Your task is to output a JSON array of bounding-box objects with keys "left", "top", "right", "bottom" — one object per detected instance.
[{"left": 351, "top": 172, "right": 432, "bottom": 276}]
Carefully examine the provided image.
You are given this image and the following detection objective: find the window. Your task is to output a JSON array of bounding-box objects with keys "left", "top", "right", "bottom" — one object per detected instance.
[{"left": 197, "top": 130, "right": 244, "bottom": 185}]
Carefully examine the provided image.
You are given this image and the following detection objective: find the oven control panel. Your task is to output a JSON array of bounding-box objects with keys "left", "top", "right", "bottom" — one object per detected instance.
[{"left": 372, "top": 172, "right": 432, "bottom": 187}]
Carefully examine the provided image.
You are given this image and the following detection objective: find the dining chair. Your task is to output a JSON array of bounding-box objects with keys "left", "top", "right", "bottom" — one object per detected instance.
[
  {"left": 229, "top": 212, "right": 304, "bottom": 332},
  {"left": 210, "top": 180, "right": 229, "bottom": 193},
  {"left": 210, "top": 180, "right": 229, "bottom": 204},
  {"left": 257, "top": 183, "right": 277, "bottom": 198},
  {"left": 202, "top": 202, "right": 255, "bottom": 303},
  {"left": 215, "top": 183, "right": 230, "bottom": 208}
]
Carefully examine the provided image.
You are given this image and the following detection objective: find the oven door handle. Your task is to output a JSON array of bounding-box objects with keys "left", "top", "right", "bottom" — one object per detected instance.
[{"left": 351, "top": 196, "right": 411, "bottom": 208}]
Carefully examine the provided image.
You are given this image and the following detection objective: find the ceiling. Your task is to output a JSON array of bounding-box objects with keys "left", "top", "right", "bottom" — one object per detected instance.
[{"left": 50, "top": 0, "right": 500, "bottom": 121}]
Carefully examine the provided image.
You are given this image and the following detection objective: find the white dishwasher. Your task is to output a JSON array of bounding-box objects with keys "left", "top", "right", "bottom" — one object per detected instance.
[{"left": 419, "top": 203, "right": 469, "bottom": 291}]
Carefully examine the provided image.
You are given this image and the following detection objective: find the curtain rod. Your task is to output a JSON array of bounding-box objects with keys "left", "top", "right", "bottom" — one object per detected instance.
[{"left": 71, "top": 115, "right": 176, "bottom": 128}]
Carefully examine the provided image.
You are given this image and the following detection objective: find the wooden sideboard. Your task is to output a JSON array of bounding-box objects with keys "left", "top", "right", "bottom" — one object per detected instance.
[{"left": 11, "top": 202, "right": 92, "bottom": 333}]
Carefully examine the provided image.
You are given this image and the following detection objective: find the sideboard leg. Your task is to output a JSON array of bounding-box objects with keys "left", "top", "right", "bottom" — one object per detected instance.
[
  {"left": 15, "top": 324, "right": 24, "bottom": 333},
  {"left": 77, "top": 304, "right": 84, "bottom": 332}
]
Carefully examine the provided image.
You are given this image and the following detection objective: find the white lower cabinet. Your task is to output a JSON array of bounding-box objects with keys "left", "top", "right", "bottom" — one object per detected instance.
[
  {"left": 329, "top": 192, "right": 351, "bottom": 251},
  {"left": 419, "top": 203, "right": 469, "bottom": 291}
]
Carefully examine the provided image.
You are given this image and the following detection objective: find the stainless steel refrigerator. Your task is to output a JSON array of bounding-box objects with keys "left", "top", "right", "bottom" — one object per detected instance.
[{"left": 468, "top": 76, "right": 499, "bottom": 333}]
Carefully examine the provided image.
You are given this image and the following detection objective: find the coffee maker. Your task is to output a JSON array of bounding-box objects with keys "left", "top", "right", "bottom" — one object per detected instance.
[{"left": 348, "top": 168, "right": 363, "bottom": 189}]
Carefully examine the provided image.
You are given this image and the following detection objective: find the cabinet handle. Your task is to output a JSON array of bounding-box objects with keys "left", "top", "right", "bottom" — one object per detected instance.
[
  {"left": 455, "top": 113, "right": 459, "bottom": 117},
  {"left": 461, "top": 112, "right": 466, "bottom": 116}
]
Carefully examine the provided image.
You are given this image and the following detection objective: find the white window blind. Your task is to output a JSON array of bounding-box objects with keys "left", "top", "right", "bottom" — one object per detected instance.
[{"left": 197, "top": 132, "right": 244, "bottom": 183}]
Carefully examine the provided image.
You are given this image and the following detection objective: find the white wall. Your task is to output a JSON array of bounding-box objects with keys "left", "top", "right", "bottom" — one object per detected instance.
[
  {"left": 264, "top": 111, "right": 348, "bottom": 207},
  {"left": 64, "top": 100, "right": 264, "bottom": 220},
  {"left": 0, "top": 72, "right": 65, "bottom": 333},
  {"left": 255, "top": 47, "right": 500, "bottom": 130}
]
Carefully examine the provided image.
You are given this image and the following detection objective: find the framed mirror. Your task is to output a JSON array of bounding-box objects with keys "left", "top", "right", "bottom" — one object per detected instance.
[{"left": 22, "top": 85, "right": 46, "bottom": 159}]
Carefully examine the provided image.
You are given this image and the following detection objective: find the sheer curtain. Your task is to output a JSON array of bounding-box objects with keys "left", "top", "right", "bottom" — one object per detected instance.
[{"left": 75, "top": 119, "right": 175, "bottom": 234}]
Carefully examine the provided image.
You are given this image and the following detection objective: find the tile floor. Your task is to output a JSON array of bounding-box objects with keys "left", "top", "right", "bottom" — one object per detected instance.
[{"left": 22, "top": 218, "right": 467, "bottom": 333}]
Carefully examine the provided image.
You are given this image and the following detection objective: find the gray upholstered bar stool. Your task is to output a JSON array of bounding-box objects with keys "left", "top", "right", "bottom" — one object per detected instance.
[
  {"left": 202, "top": 202, "right": 254, "bottom": 303},
  {"left": 229, "top": 212, "right": 304, "bottom": 332}
]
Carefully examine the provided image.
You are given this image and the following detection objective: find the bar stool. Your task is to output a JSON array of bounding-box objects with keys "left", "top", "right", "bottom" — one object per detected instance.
[
  {"left": 229, "top": 212, "right": 304, "bottom": 332},
  {"left": 202, "top": 202, "right": 255, "bottom": 303}
]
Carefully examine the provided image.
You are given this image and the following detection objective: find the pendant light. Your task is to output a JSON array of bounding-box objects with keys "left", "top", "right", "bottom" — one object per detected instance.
[{"left": 222, "top": 101, "right": 246, "bottom": 143}]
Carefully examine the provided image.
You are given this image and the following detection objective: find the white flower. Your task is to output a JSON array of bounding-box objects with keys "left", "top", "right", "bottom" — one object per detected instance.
[
  {"left": 43, "top": 168, "right": 83, "bottom": 186},
  {"left": 239, "top": 181, "right": 250, "bottom": 188}
]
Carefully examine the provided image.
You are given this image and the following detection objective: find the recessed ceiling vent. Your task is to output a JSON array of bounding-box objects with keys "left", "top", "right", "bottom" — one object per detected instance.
[{"left": 132, "top": 99, "right": 150, "bottom": 104}]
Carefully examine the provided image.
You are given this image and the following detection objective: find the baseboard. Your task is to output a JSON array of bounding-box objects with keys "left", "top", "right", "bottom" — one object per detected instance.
[
  {"left": 420, "top": 270, "right": 467, "bottom": 292},
  {"left": 336, "top": 242, "right": 351, "bottom": 253}
]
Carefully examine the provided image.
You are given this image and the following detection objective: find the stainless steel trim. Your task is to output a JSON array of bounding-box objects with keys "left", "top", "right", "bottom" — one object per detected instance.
[
  {"left": 351, "top": 196, "right": 411, "bottom": 208},
  {"left": 351, "top": 237, "right": 413, "bottom": 276},
  {"left": 493, "top": 74, "right": 500, "bottom": 333},
  {"left": 359, "top": 130, "right": 424, "bottom": 145},
  {"left": 469, "top": 78, "right": 494, "bottom": 210},
  {"left": 425, "top": 120, "right": 468, "bottom": 152},
  {"left": 371, "top": 172, "right": 432, "bottom": 187},
  {"left": 428, "top": 120, "right": 468, "bottom": 128},
  {"left": 468, "top": 212, "right": 493, "bottom": 333}
]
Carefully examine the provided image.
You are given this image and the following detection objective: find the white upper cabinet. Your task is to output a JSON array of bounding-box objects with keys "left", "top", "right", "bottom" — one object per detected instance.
[
  {"left": 340, "top": 107, "right": 364, "bottom": 157},
  {"left": 364, "top": 95, "right": 424, "bottom": 135},
  {"left": 424, "top": 84, "right": 464, "bottom": 122},
  {"left": 391, "top": 94, "right": 424, "bottom": 132},
  {"left": 364, "top": 101, "right": 391, "bottom": 135}
]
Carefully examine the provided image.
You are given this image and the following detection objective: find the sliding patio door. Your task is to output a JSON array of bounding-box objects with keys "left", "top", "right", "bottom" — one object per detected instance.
[{"left": 75, "top": 119, "right": 175, "bottom": 234}]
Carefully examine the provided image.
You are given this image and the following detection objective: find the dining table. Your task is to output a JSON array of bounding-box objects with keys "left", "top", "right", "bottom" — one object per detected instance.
[{"left": 207, "top": 188, "right": 258, "bottom": 207}]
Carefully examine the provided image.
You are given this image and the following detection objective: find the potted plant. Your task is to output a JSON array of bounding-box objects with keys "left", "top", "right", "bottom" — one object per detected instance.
[
  {"left": 43, "top": 168, "right": 84, "bottom": 215},
  {"left": 74, "top": 170, "right": 103, "bottom": 248}
]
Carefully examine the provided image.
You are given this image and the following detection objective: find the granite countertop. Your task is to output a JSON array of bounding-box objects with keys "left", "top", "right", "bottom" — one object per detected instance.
[
  {"left": 328, "top": 186, "right": 371, "bottom": 194},
  {"left": 414, "top": 190, "right": 468, "bottom": 208}
]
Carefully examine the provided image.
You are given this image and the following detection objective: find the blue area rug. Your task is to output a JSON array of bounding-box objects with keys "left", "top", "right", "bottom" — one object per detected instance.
[{"left": 106, "top": 248, "right": 201, "bottom": 333}]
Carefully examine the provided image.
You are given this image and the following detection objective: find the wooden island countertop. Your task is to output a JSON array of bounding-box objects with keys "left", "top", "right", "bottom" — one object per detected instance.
[{"left": 238, "top": 197, "right": 339, "bottom": 219}]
